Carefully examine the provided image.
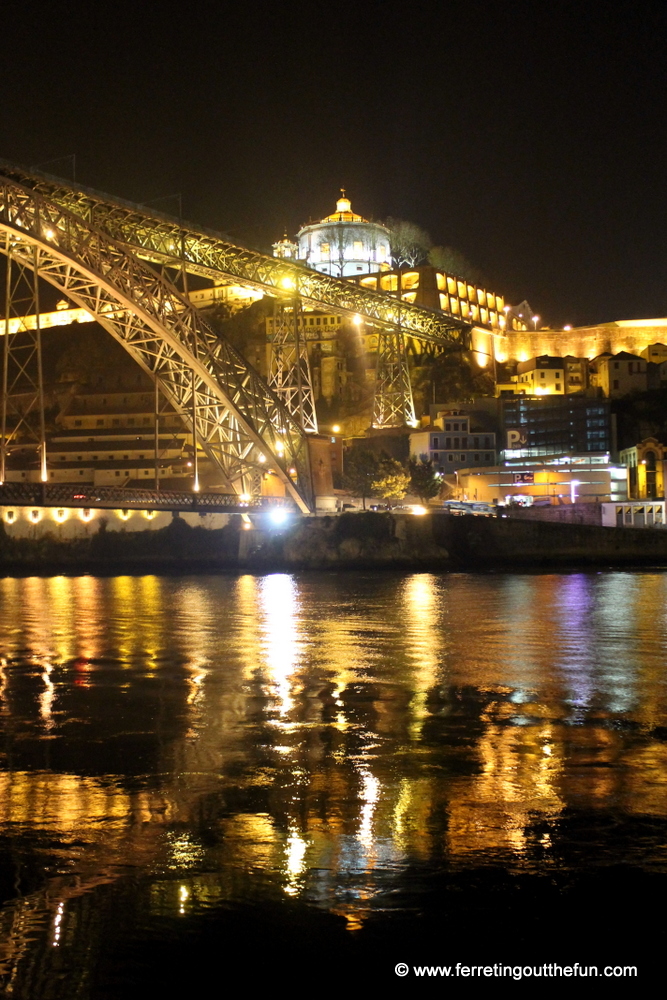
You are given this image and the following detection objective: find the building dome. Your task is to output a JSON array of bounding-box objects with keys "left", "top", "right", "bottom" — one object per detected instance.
[{"left": 294, "top": 191, "right": 391, "bottom": 277}]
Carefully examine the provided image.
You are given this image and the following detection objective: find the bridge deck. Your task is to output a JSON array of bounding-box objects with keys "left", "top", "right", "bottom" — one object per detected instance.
[
  {"left": 0, "top": 160, "right": 471, "bottom": 346},
  {"left": 0, "top": 483, "right": 292, "bottom": 514}
]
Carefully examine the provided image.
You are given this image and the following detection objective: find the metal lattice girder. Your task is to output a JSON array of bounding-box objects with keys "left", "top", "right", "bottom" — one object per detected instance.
[
  {"left": 372, "top": 331, "right": 417, "bottom": 429},
  {"left": 1, "top": 249, "right": 48, "bottom": 482},
  {"left": 268, "top": 298, "right": 318, "bottom": 434},
  {"left": 0, "top": 160, "right": 470, "bottom": 348},
  {"left": 0, "top": 177, "right": 313, "bottom": 512}
]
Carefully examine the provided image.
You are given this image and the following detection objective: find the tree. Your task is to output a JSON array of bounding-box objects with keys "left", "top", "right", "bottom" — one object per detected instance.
[
  {"left": 409, "top": 457, "right": 441, "bottom": 502},
  {"left": 384, "top": 218, "right": 432, "bottom": 268},
  {"left": 427, "top": 245, "right": 483, "bottom": 284},
  {"left": 371, "top": 457, "right": 410, "bottom": 503},
  {"left": 430, "top": 347, "right": 495, "bottom": 403},
  {"left": 342, "top": 449, "right": 381, "bottom": 508},
  {"left": 317, "top": 224, "right": 348, "bottom": 277}
]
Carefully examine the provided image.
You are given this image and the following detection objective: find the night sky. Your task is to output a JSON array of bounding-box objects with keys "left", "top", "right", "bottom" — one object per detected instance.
[{"left": 2, "top": 0, "right": 666, "bottom": 327}]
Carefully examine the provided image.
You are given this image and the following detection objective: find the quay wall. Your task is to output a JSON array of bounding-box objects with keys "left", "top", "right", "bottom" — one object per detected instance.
[
  {"left": 2, "top": 510, "right": 667, "bottom": 573},
  {"left": 0, "top": 505, "right": 233, "bottom": 539}
]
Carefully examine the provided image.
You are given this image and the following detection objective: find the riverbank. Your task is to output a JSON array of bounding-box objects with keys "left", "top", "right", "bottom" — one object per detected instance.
[{"left": 1, "top": 511, "right": 667, "bottom": 574}]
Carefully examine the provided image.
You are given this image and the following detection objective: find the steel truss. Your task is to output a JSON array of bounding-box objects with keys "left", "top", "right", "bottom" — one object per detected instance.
[
  {"left": 1, "top": 249, "right": 48, "bottom": 482},
  {"left": 0, "top": 177, "right": 313, "bottom": 512},
  {"left": 268, "top": 297, "right": 318, "bottom": 434},
  {"left": 0, "top": 161, "right": 472, "bottom": 431},
  {"left": 0, "top": 161, "right": 470, "bottom": 346},
  {"left": 0, "top": 482, "right": 291, "bottom": 511},
  {"left": 372, "top": 330, "right": 417, "bottom": 428}
]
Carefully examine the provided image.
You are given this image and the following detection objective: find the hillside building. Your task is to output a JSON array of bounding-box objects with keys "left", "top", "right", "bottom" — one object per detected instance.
[{"left": 295, "top": 192, "right": 391, "bottom": 277}]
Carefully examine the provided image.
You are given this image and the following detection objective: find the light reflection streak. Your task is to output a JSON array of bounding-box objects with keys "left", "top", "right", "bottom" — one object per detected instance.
[
  {"left": 51, "top": 902, "right": 64, "bottom": 947},
  {"left": 39, "top": 663, "right": 55, "bottom": 728},
  {"left": 401, "top": 574, "right": 440, "bottom": 739},
  {"left": 284, "top": 825, "right": 308, "bottom": 896},
  {"left": 257, "top": 574, "right": 302, "bottom": 717},
  {"left": 357, "top": 768, "right": 380, "bottom": 851}
]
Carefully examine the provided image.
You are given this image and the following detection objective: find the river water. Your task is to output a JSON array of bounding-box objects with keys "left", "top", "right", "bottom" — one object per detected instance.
[{"left": 0, "top": 570, "right": 666, "bottom": 994}]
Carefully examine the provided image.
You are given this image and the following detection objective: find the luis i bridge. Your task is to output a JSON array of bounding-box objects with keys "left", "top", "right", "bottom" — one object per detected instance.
[{"left": 0, "top": 160, "right": 502, "bottom": 514}]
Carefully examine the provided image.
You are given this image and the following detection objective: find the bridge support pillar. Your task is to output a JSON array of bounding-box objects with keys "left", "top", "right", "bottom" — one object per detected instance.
[
  {"left": 268, "top": 298, "right": 318, "bottom": 434},
  {"left": 306, "top": 434, "right": 336, "bottom": 511},
  {"left": 372, "top": 330, "right": 416, "bottom": 428}
]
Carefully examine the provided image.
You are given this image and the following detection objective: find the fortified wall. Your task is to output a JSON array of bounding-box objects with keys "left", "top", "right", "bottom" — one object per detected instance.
[{"left": 471, "top": 318, "right": 667, "bottom": 368}]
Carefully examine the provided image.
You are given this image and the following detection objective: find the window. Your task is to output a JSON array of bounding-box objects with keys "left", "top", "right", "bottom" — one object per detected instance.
[
  {"left": 445, "top": 423, "right": 451, "bottom": 431},
  {"left": 454, "top": 438, "right": 459, "bottom": 448},
  {"left": 448, "top": 454, "right": 454, "bottom": 462},
  {"left": 540, "top": 372, "right": 545, "bottom": 379},
  {"left": 484, "top": 437, "right": 491, "bottom": 448},
  {"left": 446, "top": 437, "right": 451, "bottom": 447},
  {"left": 97, "top": 419, "right": 104, "bottom": 426},
  {"left": 474, "top": 454, "right": 480, "bottom": 462},
  {"left": 462, "top": 437, "right": 468, "bottom": 448},
  {"left": 474, "top": 437, "right": 479, "bottom": 447},
  {"left": 79, "top": 470, "right": 84, "bottom": 475},
  {"left": 432, "top": 437, "right": 439, "bottom": 449},
  {"left": 75, "top": 420, "right": 81, "bottom": 427},
  {"left": 613, "top": 379, "right": 619, "bottom": 389},
  {"left": 614, "top": 362, "right": 619, "bottom": 369},
  {"left": 485, "top": 454, "right": 491, "bottom": 461}
]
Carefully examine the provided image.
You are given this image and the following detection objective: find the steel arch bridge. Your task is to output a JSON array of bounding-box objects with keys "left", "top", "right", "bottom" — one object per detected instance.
[{"left": 0, "top": 161, "right": 479, "bottom": 511}]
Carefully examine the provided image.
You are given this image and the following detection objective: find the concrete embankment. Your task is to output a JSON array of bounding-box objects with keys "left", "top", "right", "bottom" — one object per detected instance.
[{"left": 2, "top": 511, "right": 667, "bottom": 574}]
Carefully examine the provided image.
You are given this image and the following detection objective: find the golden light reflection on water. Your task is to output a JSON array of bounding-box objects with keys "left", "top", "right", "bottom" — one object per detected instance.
[
  {"left": 257, "top": 574, "right": 303, "bottom": 718},
  {"left": 401, "top": 574, "right": 441, "bottom": 739},
  {"left": 2, "top": 571, "right": 667, "bottom": 977}
]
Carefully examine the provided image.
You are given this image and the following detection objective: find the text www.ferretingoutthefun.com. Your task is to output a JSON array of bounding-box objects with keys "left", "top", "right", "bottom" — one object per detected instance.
[{"left": 394, "top": 962, "right": 638, "bottom": 980}]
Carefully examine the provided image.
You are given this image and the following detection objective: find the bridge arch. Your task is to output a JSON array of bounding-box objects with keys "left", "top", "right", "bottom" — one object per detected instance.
[{"left": 0, "top": 178, "right": 312, "bottom": 511}]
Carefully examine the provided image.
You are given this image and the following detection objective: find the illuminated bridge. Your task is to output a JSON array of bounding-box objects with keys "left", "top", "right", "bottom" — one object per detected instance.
[{"left": 0, "top": 160, "right": 498, "bottom": 512}]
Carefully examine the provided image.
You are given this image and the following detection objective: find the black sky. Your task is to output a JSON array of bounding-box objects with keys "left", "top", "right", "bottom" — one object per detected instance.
[{"left": 2, "top": 0, "right": 666, "bottom": 326}]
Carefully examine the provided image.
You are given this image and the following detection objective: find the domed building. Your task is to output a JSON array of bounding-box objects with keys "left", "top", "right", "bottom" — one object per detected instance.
[{"left": 294, "top": 191, "right": 391, "bottom": 277}]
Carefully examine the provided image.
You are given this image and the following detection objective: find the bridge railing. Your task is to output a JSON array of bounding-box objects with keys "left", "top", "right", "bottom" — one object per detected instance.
[{"left": 0, "top": 483, "right": 293, "bottom": 512}]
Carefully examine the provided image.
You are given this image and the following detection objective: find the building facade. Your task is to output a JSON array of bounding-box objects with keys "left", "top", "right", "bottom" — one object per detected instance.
[
  {"left": 619, "top": 437, "right": 666, "bottom": 499},
  {"left": 501, "top": 395, "right": 611, "bottom": 459},
  {"left": 410, "top": 411, "right": 497, "bottom": 476}
]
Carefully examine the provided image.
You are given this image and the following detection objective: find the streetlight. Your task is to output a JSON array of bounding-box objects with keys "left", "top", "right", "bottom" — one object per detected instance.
[{"left": 532, "top": 315, "right": 540, "bottom": 330}]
